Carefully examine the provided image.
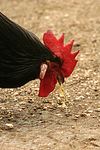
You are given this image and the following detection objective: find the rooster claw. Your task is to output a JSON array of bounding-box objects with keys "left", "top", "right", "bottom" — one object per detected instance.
[{"left": 61, "top": 102, "right": 66, "bottom": 108}]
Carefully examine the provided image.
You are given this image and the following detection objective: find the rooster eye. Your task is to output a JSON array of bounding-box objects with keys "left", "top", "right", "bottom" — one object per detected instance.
[{"left": 52, "top": 65, "right": 57, "bottom": 69}]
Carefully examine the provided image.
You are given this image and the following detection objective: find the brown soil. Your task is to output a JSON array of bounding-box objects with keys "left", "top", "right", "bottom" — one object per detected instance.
[{"left": 0, "top": 0, "right": 100, "bottom": 149}]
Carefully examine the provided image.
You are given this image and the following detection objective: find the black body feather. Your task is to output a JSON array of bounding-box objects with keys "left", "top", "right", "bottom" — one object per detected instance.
[{"left": 0, "top": 12, "right": 60, "bottom": 88}]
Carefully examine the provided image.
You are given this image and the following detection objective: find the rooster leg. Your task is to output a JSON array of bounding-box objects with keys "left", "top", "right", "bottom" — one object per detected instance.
[{"left": 58, "top": 84, "right": 67, "bottom": 108}]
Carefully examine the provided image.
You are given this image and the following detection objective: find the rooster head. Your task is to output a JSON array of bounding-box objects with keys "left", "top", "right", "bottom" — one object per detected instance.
[{"left": 39, "top": 30, "right": 79, "bottom": 97}]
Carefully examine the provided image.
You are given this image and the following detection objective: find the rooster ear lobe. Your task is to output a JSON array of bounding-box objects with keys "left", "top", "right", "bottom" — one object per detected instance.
[
  {"left": 39, "top": 63, "right": 48, "bottom": 79},
  {"left": 58, "top": 33, "right": 64, "bottom": 45}
]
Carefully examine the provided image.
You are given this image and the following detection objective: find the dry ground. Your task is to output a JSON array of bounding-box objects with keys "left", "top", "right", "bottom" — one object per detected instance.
[{"left": 0, "top": 0, "right": 100, "bottom": 149}]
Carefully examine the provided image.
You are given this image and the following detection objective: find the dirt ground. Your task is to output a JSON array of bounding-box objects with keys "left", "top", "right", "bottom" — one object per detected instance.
[{"left": 0, "top": 0, "right": 100, "bottom": 149}]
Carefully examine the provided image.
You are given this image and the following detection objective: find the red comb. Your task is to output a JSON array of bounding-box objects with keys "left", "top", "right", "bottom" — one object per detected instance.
[{"left": 43, "top": 30, "right": 79, "bottom": 77}]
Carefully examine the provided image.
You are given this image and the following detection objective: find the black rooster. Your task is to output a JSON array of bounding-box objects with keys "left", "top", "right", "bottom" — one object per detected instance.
[
  {"left": 0, "top": 12, "right": 79, "bottom": 106},
  {"left": 0, "top": 12, "right": 60, "bottom": 88}
]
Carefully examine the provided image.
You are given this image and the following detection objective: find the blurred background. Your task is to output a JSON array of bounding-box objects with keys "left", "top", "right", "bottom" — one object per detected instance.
[
  {"left": 1, "top": 0, "right": 100, "bottom": 42},
  {"left": 0, "top": 0, "right": 100, "bottom": 149}
]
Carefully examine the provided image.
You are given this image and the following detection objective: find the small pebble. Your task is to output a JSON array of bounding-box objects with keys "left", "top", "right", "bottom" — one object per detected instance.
[
  {"left": 5, "top": 123, "right": 14, "bottom": 130},
  {"left": 75, "top": 115, "right": 79, "bottom": 118},
  {"left": 61, "top": 131, "right": 63, "bottom": 134},
  {"left": 80, "top": 113, "right": 86, "bottom": 117},
  {"left": 87, "top": 110, "right": 93, "bottom": 113},
  {"left": 31, "top": 114, "right": 36, "bottom": 117},
  {"left": 72, "top": 126, "right": 75, "bottom": 129},
  {"left": 35, "top": 88, "right": 39, "bottom": 91},
  {"left": 0, "top": 130, "right": 3, "bottom": 132},
  {"left": 19, "top": 101, "right": 26, "bottom": 105},
  {"left": 92, "top": 116, "right": 97, "bottom": 118},
  {"left": 95, "top": 108, "right": 100, "bottom": 112},
  {"left": 13, "top": 92, "right": 19, "bottom": 96}
]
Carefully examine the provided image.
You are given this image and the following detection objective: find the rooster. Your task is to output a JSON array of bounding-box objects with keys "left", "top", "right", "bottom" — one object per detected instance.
[{"left": 0, "top": 12, "right": 79, "bottom": 107}]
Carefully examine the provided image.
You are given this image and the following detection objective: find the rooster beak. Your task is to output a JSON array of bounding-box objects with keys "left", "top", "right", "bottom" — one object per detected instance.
[
  {"left": 46, "top": 60, "right": 51, "bottom": 67},
  {"left": 57, "top": 75, "right": 64, "bottom": 85}
]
